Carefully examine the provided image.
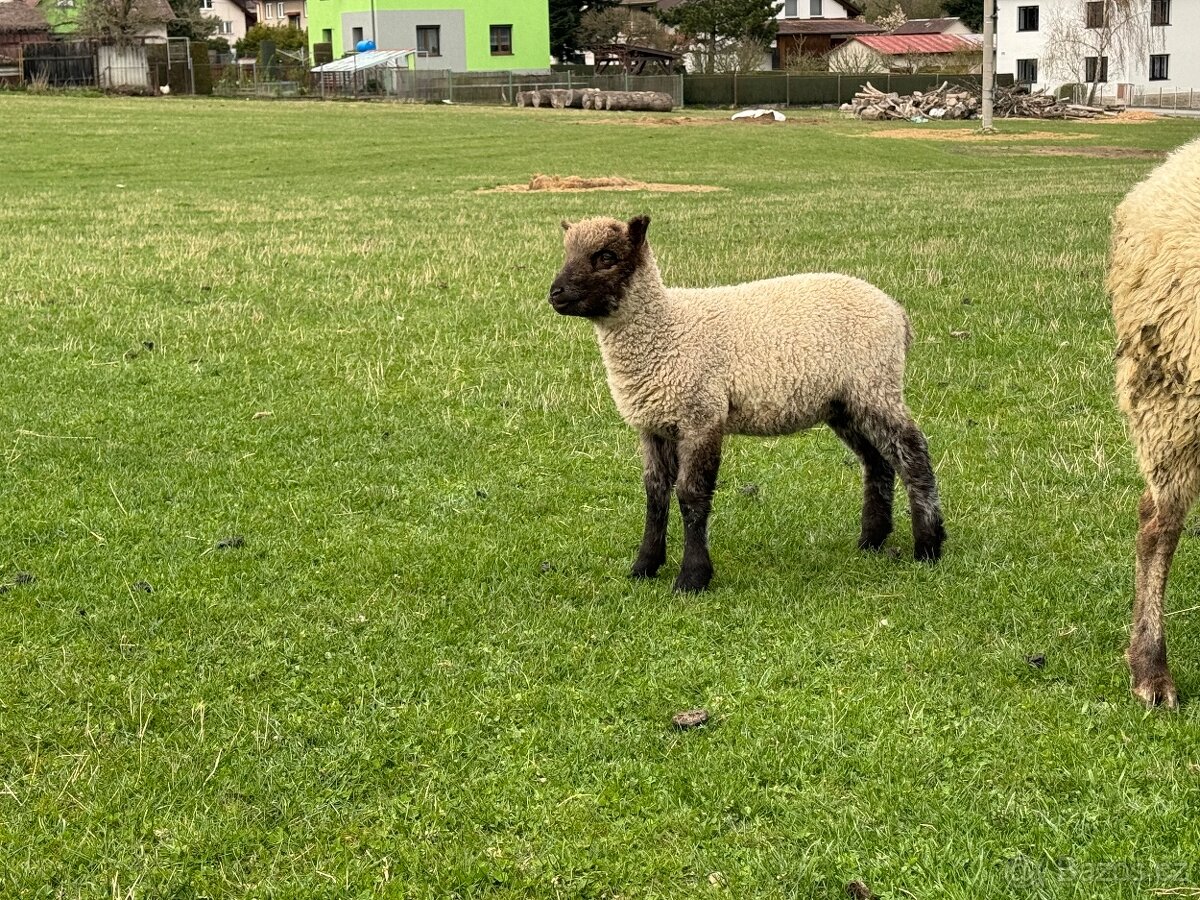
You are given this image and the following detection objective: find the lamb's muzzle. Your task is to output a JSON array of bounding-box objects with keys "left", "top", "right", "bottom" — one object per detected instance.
[{"left": 551, "top": 214, "right": 945, "bottom": 592}]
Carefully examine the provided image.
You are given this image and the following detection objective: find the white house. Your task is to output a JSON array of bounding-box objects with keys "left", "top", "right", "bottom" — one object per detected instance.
[
  {"left": 203, "top": 0, "right": 254, "bottom": 47},
  {"left": 995, "top": 0, "right": 1199, "bottom": 95}
]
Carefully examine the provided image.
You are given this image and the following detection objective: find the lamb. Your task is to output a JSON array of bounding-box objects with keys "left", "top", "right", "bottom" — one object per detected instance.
[
  {"left": 1110, "top": 135, "right": 1200, "bottom": 709},
  {"left": 548, "top": 215, "right": 945, "bottom": 593}
]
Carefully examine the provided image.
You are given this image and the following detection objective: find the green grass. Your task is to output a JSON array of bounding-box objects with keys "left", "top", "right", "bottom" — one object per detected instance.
[{"left": 2, "top": 94, "right": 1200, "bottom": 899}]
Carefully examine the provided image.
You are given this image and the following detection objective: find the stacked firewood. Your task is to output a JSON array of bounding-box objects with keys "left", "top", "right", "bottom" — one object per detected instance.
[
  {"left": 993, "top": 84, "right": 1117, "bottom": 118},
  {"left": 516, "top": 88, "right": 673, "bottom": 111},
  {"left": 843, "top": 81, "right": 979, "bottom": 120}
]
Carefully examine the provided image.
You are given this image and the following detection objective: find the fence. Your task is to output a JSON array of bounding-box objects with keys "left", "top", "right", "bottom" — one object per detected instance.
[
  {"left": 201, "top": 68, "right": 1010, "bottom": 107},
  {"left": 1131, "top": 87, "right": 1200, "bottom": 111},
  {"left": 20, "top": 38, "right": 194, "bottom": 93}
]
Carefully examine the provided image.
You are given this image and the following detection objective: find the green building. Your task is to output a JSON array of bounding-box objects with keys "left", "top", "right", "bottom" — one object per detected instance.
[{"left": 307, "top": 0, "right": 550, "bottom": 73}]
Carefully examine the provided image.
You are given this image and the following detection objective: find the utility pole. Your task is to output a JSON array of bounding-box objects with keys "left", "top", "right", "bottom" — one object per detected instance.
[{"left": 982, "top": 0, "right": 996, "bottom": 130}]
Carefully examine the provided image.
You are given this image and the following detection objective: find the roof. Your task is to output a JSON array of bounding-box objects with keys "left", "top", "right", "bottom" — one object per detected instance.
[
  {"left": 849, "top": 33, "right": 979, "bottom": 54},
  {"left": 618, "top": 0, "right": 685, "bottom": 10},
  {"left": 776, "top": 18, "right": 882, "bottom": 35},
  {"left": 0, "top": 0, "right": 49, "bottom": 34},
  {"left": 892, "top": 17, "right": 964, "bottom": 34},
  {"left": 311, "top": 48, "right": 416, "bottom": 72}
]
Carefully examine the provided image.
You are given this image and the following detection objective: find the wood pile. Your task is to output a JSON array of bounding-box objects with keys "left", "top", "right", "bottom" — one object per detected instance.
[
  {"left": 843, "top": 81, "right": 1119, "bottom": 121},
  {"left": 516, "top": 88, "right": 673, "bottom": 111},
  {"left": 993, "top": 84, "right": 1118, "bottom": 119},
  {"left": 843, "top": 81, "right": 979, "bottom": 120}
]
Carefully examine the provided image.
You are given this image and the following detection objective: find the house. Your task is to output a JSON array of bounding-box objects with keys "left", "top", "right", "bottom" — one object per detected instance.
[
  {"left": 255, "top": 0, "right": 304, "bottom": 32},
  {"left": 995, "top": 0, "right": 1199, "bottom": 93},
  {"left": 828, "top": 33, "right": 982, "bottom": 73},
  {"left": 306, "top": 0, "right": 549, "bottom": 72},
  {"left": 773, "top": 0, "right": 884, "bottom": 68},
  {"left": 208, "top": 0, "right": 254, "bottom": 46},
  {"left": 892, "top": 17, "right": 975, "bottom": 35},
  {"left": 0, "top": 0, "right": 51, "bottom": 64}
]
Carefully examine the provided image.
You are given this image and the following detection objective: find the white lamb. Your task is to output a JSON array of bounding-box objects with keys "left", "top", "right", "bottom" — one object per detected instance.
[
  {"left": 549, "top": 215, "right": 945, "bottom": 593},
  {"left": 1110, "top": 135, "right": 1200, "bottom": 708}
]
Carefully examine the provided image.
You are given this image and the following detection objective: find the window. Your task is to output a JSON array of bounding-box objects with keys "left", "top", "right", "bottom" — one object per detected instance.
[
  {"left": 1016, "top": 58, "right": 1037, "bottom": 83},
  {"left": 784, "top": 0, "right": 797, "bottom": 16},
  {"left": 1085, "top": 0, "right": 1105, "bottom": 28},
  {"left": 321, "top": 27, "right": 332, "bottom": 43},
  {"left": 351, "top": 25, "right": 363, "bottom": 44},
  {"left": 287, "top": 13, "right": 299, "bottom": 27},
  {"left": 199, "top": 0, "right": 212, "bottom": 8},
  {"left": 1150, "top": 53, "right": 1169, "bottom": 80},
  {"left": 489, "top": 24, "right": 512, "bottom": 55},
  {"left": 1017, "top": 5, "right": 1038, "bottom": 31},
  {"left": 1084, "top": 55, "right": 1108, "bottom": 82},
  {"left": 810, "top": 0, "right": 822, "bottom": 16},
  {"left": 417, "top": 25, "right": 440, "bottom": 56},
  {"left": 1151, "top": 0, "right": 1170, "bottom": 26},
  {"left": 220, "top": 19, "right": 233, "bottom": 33}
]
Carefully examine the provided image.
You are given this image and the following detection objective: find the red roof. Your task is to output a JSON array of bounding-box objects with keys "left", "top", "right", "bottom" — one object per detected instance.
[{"left": 850, "top": 33, "right": 978, "bottom": 54}]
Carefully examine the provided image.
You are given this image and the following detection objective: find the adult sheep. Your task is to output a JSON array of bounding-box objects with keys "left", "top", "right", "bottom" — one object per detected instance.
[
  {"left": 548, "top": 215, "right": 945, "bottom": 593},
  {"left": 1110, "top": 135, "right": 1200, "bottom": 709}
]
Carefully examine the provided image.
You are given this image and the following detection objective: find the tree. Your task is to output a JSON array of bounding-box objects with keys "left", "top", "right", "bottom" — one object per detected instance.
[
  {"left": 77, "top": 0, "right": 173, "bottom": 45},
  {"left": 575, "top": 7, "right": 678, "bottom": 52},
  {"left": 874, "top": 3, "right": 908, "bottom": 31},
  {"left": 659, "top": 0, "right": 781, "bottom": 75},
  {"left": 235, "top": 23, "right": 306, "bottom": 58},
  {"left": 550, "top": 0, "right": 616, "bottom": 62},
  {"left": 860, "top": 0, "right": 945, "bottom": 22},
  {"left": 167, "top": 0, "right": 217, "bottom": 41},
  {"left": 1042, "top": 0, "right": 1154, "bottom": 104},
  {"left": 940, "top": 0, "right": 983, "bottom": 31}
]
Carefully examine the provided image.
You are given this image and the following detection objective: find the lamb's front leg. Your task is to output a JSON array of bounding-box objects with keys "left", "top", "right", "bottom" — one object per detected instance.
[
  {"left": 630, "top": 431, "right": 678, "bottom": 579},
  {"left": 674, "top": 427, "right": 723, "bottom": 593}
]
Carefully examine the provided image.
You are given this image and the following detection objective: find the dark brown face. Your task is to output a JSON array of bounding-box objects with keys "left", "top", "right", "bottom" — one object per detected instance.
[{"left": 549, "top": 216, "right": 650, "bottom": 318}]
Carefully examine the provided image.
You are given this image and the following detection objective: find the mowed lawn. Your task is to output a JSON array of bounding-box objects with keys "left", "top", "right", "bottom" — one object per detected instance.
[{"left": 2, "top": 94, "right": 1200, "bottom": 898}]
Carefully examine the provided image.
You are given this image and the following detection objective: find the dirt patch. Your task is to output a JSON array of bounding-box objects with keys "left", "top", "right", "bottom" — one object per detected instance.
[
  {"left": 998, "top": 145, "right": 1166, "bottom": 159},
  {"left": 479, "top": 174, "right": 724, "bottom": 194},
  {"left": 870, "top": 127, "right": 1087, "bottom": 142},
  {"left": 578, "top": 114, "right": 826, "bottom": 128},
  {"left": 1084, "top": 109, "right": 1165, "bottom": 124}
]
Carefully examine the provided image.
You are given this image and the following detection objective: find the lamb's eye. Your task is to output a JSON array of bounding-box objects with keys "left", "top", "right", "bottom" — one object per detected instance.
[{"left": 596, "top": 251, "right": 618, "bottom": 268}]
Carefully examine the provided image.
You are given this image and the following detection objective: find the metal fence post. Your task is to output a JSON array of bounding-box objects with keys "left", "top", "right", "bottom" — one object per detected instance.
[
  {"left": 447, "top": 68, "right": 453, "bottom": 102},
  {"left": 733, "top": 72, "right": 737, "bottom": 107},
  {"left": 679, "top": 72, "right": 684, "bottom": 107},
  {"left": 785, "top": 72, "right": 790, "bottom": 107}
]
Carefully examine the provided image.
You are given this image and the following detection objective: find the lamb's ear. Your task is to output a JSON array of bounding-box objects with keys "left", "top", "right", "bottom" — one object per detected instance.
[
  {"left": 560, "top": 219, "right": 573, "bottom": 233},
  {"left": 627, "top": 215, "right": 650, "bottom": 249}
]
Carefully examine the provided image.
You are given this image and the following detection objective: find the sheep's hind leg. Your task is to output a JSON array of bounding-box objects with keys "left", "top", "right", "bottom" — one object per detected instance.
[
  {"left": 1130, "top": 482, "right": 1195, "bottom": 709},
  {"left": 855, "top": 406, "right": 945, "bottom": 562},
  {"left": 673, "top": 427, "right": 723, "bottom": 593},
  {"left": 630, "top": 431, "right": 678, "bottom": 579},
  {"left": 828, "top": 405, "right": 896, "bottom": 551}
]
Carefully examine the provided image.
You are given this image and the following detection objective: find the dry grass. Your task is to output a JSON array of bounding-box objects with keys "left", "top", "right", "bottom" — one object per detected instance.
[{"left": 478, "top": 174, "right": 725, "bottom": 193}]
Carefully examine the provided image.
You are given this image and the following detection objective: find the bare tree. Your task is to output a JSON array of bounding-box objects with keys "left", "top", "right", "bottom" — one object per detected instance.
[
  {"left": 575, "top": 7, "right": 679, "bottom": 52},
  {"left": 829, "top": 42, "right": 888, "bottom": 73},
  {"left": 1042, "top": 0, "right": 1156, "bottom": 105}
]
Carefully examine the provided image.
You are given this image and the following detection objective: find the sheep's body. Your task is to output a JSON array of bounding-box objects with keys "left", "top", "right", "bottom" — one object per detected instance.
[
  {"left": 1110, "top": 135, "right": 1200, "bottom": 708},
  {"left": 550, "top": 216, "right": 944, "bottom": 592},
  {"left": 598, "top": 273, "right": 911, "bottom": 439}
]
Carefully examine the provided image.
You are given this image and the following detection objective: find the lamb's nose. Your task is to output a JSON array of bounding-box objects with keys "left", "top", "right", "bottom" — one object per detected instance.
[{"left": 549, "top": 286, "right": 564, "bottom": 300}]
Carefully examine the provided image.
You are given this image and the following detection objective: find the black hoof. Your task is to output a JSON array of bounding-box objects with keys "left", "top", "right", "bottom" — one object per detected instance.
[{"left": 672, "top": 566, "right": 713, "bottom": 594}]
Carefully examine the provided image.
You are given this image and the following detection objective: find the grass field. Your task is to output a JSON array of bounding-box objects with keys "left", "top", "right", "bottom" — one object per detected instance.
[{"left": 2, "top": 94, "right": 1200, "bottom": 898}]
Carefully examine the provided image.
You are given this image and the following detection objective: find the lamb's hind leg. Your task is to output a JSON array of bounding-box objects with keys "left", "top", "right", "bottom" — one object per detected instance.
[
  {"left": 854, "top": 404, "right": 945, "bottom": 562},
  {"left": 828, "top": 403, "right": 896, "bottom": 551},
  {"left": 1130, "top": 482, "right": 1195, "bottom": 709},
  {"left": 630, "top": 431, "right": 678, "bottom": 579},
  {"left": 673, "top": 426, "right": 723, "bottom": 593}
]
